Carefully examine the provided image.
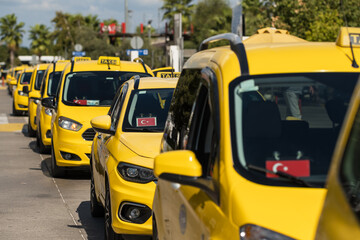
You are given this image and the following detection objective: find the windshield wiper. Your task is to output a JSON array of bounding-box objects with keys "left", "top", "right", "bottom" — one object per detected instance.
[
  {"left": 247, "top": 164, "right": 314, "bottom": 187},
  {"left": 124, "top": 127, "right": 161, "bottom": 132}
]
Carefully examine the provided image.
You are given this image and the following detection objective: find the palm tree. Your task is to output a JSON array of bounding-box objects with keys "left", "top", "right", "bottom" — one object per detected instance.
[
  {"left": 161, "top": 0, "right": 195, "bottom": 30},
  {"left": 52, "top": 11, "right": 75, "bottom": 58},
  {"left": 0, "top": 14, "right": 25, "bottom": 68},
  {"left": 29, "top": 24, "right": 51, "bottom": 63}
]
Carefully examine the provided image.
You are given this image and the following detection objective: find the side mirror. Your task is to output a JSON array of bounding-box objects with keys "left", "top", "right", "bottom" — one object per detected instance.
[
  {"left": 22, "top": 86, "right": 29, "bottom": 94},
  {"left": 41, "top": 97, "right": 55, "bottom": 109},
  {"left": 91, "top": 115, "right": 115, "bottom": 135},
  {"left": 154, "top": 150, "right": 202, "bottom": 180}
]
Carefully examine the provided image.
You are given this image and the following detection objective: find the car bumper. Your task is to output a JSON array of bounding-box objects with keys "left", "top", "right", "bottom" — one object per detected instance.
[{"left": 109, "top": 169, "right": 156, "bottom": 235}]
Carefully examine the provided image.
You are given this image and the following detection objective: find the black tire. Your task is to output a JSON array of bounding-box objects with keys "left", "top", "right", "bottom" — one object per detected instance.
[
  {"left": 90, "top": 166, "right": 104, "bottom": 217},
  {"left": 12, "top": 101, "right": 20, "bottom": 116},
  {"left": 51, "top": 142, "right": 64, "bottom": 178},
  {"left": 28, "top": 115, "right": 36, "bottom": 137},
  {"left": 37, "top": 125, "right": 50, "bottom": 154},
  {"left": 152, "top": 214, "right": 159, "bottom": 240},
  {"left": 105, "top": 183, "right": 123, "bottom": 240}
]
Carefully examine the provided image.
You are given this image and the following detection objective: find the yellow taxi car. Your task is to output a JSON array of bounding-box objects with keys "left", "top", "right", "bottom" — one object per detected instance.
[
  {"left": 12, "top": 67, "right": 33, "bottom": 116},
  {"left": 26, "top": 63, "right": 50, "bottom": 136},
  {"left": 90, "top": 76, "right": 177, "bottom": 239},
  {"left": 315, "top": 68, "right": 360, "bottom": 238},
  {"left": 41, "top": 56, "right": 153, "bottom": 177},
  {"left": 152, "top": 67, "right": 180, "bottom": 78},
  {"left": 36, "top": 61, "right": 70, "bottom": 153},
  {"left": 8, "top": 65, "right": 28, "bottom": 95},
  {"left": 152, "top": 27, "right": 360, "bottom": 240}
]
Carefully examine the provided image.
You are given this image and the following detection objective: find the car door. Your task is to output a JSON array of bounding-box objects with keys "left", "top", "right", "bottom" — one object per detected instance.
[
  {"left": 97, "top": 84, "right": 128, "bottom": 200},
  {"left": 316, "top": 84, "right": 360, "bottom": 239}
]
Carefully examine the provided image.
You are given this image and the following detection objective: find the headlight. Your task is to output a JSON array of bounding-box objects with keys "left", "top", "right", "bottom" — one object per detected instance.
[
  {"left": 117, "top": 162, "right": 155, "bottom": 183},
  {"left": 240, "top": 224, "right": 294, "bottom": 240},
  {"left": 34, "top": 99, "right": 40, "bottom": 104},
  {"left": 45, "top": 108, "right": 52, "bottom": 116},
  {"left": 58, "top": 116, "right": 82, "bottom": 131},
  {"left": 18, "top": 90, "right": 27, "bottom": 96}
]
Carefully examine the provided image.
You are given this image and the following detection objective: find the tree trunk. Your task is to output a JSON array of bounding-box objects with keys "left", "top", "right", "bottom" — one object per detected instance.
[{"left": 10, "top": 49, "right": 15, "bottom": 68}]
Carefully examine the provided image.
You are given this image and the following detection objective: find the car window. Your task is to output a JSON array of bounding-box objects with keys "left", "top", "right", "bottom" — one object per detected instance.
[
  {"left": 110, "top": 84, "right": 128, "bottom": 131},
  {"left": 20, "top": 72, "right": 32, "bottom": 84},
  {"left": 230, "top": 72, "right": 359, "bottom": 187},
  {"left": 122, "top": 88, "right": 175, "bottom": 132},
  {"left": 62, "top": 71, "right": 150, "bottom": 106},
  {"left": 34, "top": 70, "right": 46, "bottom": 90},
  {"left": 47, "top": 71, "right": 63, "bottom": 97}
]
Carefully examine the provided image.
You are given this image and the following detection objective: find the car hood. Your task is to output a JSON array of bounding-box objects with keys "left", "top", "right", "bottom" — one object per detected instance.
[
  {"left": 119, "top": 132, "right": 163, "bottom": 158},
  {"left": 59, "top": 106, "right": 110, "bottom": 127}
]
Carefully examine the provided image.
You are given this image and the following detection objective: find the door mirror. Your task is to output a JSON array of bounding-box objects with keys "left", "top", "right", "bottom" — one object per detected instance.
[
  {"left": 22, "top": 86, "right": 29, "bottom": 94},
  {"left": 91, "top": 115, "right": 115, "bottom": 135},
  {"left": 41, "top": 97, "right": 55, "bottom": 109},
  {"left": 154, "top": 150, "right": 202, "bottom": 179}
]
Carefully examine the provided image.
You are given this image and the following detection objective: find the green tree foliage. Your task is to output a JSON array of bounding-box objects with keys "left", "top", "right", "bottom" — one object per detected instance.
[
  {"left": 243, "top": 0, "right": 360, "bottom": 42},
  {"left": 0, "top": 13, "right": 25, "bottom": 68},
  {"left": 192, "top": 0, "right": 232, "bottom": 46},
  {"left": 29, "top": 24, "right": 52, "bottom": 62},
  {"left": 161, "top": 0, "right": 195, "bottom": 30}
]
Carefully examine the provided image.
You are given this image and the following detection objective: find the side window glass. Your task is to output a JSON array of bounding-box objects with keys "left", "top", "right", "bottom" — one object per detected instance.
[
  {"left": 340, "top": 105, "right": 360, "bottom": 220},
  {"left": 163, "top": 69, "right": 201, "bottom": 150},
  {"left": 188, "top": 85, "right": 216, "bottom": 177},
  {"left": 40, "top": 70, "right": 48, "bottom": 98},
  {"left": 110, "top": 84, "right": 128, "bottom": 131}
]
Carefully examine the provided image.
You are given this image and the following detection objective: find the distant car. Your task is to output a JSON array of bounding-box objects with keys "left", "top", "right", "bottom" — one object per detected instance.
[
  {"left": 152, "top": 27, "right": 360, "bottom": 240},
  {"left": 27, "top": 63, "right": 50, "bottom": 137},
  {"left": 36, "top": 61, "right": 70, "bottom": 153},
  {"left": 12, "top": 67, "right": 33, "bottom": 116},
  {"left": 8, "top": 65, "right": 28, "bottom": 95},
  {"left": 42, "top": 56, "right": 153, "bottom": 177},
  {"left": 152, "top": 66, "right": 180, "bottom": 78},
  {"left": 90, "top": 76, "right": 177, "bottom": 239}
]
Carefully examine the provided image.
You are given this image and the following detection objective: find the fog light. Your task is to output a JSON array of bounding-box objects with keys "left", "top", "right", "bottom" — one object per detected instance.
[
  {"left": 60, "top": 151, "right": 81, "bottom": 161},
  {"left": 128, "top": 208, "right": 141, "bottom": 220}
]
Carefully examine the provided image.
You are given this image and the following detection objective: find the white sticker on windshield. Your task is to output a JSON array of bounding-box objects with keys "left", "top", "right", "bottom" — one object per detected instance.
[
  {"left": 87, "top": 100, "right": 100, "bottom": 106},
  {"left": 139, "top": 91, "right": 147, "bottom": 94}
]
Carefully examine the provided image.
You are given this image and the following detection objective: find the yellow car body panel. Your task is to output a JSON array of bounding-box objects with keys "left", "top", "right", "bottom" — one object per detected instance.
[
  {"left": 52, "top": 57, "right": 154, "bottom": 169},
  {"left": 153, "top": 27, "right": 360, "bottom": 240},
  {"left": 13, "top": 67, "right": 33, "bottom": 112},
  {"left": 36, "top": 61, "right": 70, "bottom": 148},
  {"left": 91, "top": 77, "right": 177, "bottom": 236},
  {"left": 28, "top": 63, "right": 50, "bottom": 132},
  {"left": 315, "top": 77, "right": 360, "bottom": 239}
]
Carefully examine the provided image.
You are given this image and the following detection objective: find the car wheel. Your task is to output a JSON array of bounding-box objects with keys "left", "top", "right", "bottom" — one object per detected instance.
[
  {"left": 12, "top": 101, "right": 20, "bottom": 116},
  {"left": 105, "top": 183, "right": 123, "bottom": 240},
  {"left": 51, "top": 142, "right": 64, "bottom": 178},
  {"left": 28, "top": 115, "right": 36, "bottom": 137},
  {"left": 152, "top": 214, "right": 159, "bottom": 240},
  {"left": 90, "top": 166, "right": 104, "bottom": 217},
  {"left": 37, "top": 125, "right": 50, "bottom": 154}
]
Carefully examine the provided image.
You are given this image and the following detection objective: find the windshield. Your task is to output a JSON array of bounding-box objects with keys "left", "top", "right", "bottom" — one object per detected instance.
[
  {"left": 47, "top": 71, "right": 62, "bottom": 97},
  {"left": 34, "top": 70, "right": 45, "bottom": 90},
  {"left": 230, "top": 72, "right": 359, "bottom": 187},
  {"left": 123, "top": 88, "right": 175, "bottom": 132},
  {"left": 20, "top": 72, "right": 32, "bottom": 84},
  {"left": 62, "top": 71, "right": 151, "bottom": 106}
]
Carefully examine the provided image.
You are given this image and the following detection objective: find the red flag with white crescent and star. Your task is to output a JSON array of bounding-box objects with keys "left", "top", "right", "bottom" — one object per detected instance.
[
  {"left": 266, "top": 160, "right": 310, "bottom": 178},
  {"left": 136, "top": 117, "right": 157, "bottom": 127}
]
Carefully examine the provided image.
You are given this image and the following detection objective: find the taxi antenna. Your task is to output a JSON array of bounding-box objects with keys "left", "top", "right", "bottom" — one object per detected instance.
[
  {"left": 340, "top": 0, "right": 359, "bottom": 68},
  {"left": 107, "top": 57, "right": 111, "bottom": 70}
]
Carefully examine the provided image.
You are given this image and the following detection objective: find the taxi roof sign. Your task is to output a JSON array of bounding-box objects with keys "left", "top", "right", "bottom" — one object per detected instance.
[
  {"left": 98, "top": 56, "right": 120, "bottom": 66},
  {"left": 336, "top": 27, "right": 360, "bottom": 48},
  {"left": 73, "top": 57, "right": 91, "bottom": 62}
]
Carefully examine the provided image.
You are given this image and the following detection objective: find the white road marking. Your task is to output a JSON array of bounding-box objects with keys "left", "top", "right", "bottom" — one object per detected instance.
[
  {"left": 0, "top": 113, "right": 8, "bottom": 124},
  {"left": 39, "top": 154, "right": 86, "bottom": 240}
]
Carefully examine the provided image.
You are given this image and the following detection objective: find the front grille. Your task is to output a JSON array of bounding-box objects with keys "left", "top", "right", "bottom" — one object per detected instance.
[{"left": 82, "top": 128, "right": 96, "bottom": 141}]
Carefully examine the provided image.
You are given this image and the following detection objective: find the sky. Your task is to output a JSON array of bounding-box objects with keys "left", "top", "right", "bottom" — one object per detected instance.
[{"left": 0, "top": 0, "right": 239, "bottom": 48}]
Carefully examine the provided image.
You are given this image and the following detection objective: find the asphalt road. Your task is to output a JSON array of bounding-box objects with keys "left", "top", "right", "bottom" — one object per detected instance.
[{"left": 0, "top": 86, "right": 104, "bottom": 240}]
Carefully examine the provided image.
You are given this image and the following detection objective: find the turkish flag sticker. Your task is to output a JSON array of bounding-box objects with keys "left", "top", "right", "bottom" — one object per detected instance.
[
  {"left": 74, "top": 99, "right": 87, "bottom": 105},
  {"left": 266, "top": 160, "right": 310, "bottom": 178},
  {"left": 136, "top": 117, "right": 157, "bottom": 127}
]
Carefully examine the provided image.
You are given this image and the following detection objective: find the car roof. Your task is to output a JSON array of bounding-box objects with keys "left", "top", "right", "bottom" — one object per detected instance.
[
  {"left": 127, "top": 77, "right": 178, "bottom": 90},
  {"left": 184, "top": 28, "right": 360, "bottom": 87}
]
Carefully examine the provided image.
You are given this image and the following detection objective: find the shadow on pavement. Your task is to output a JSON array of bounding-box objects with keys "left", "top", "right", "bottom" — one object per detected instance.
[{"left": 76, "top": 201, "right": 105, "bottom": 240}]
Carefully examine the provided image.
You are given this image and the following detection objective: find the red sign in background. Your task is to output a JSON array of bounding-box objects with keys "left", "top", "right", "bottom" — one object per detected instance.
[
  {"left": 136, "top": 117, "right": 157, "bottom": 127},
  {"left": 266, "top": 160, "right": 310, "bottom": 178}
]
